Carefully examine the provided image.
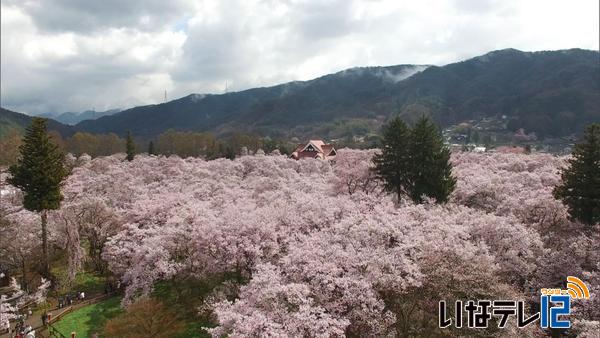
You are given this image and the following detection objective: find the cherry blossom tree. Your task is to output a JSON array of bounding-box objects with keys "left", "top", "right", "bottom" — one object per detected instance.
[
  {"left": 4, "top": 149, "right": 597, "bottom": 337},
  {"left": 208, "top": 264, "right": 350, "bottom": 337},
  {"left": 0, "top": 277, "right": 50, "bottom": 331},
  {"left": 332, "top": 148, "right": 380, "bottom": 195},
  {"left": 0, "top": 295, "right": 18, "bottom": 332},
  {"left": 0, "top": 204, "right": 40, "bottom": 292}
]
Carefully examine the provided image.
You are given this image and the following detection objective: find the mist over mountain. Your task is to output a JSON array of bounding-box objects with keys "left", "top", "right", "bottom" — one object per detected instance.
[
  {"left": 391, "top": 48, "right": 600, "bottom": 137},
  {"left": 2, "top": 48, "right": 599, "bottom": 141},
  {"left": 72, "top": 48, "right": 599, "bottom": 139}
]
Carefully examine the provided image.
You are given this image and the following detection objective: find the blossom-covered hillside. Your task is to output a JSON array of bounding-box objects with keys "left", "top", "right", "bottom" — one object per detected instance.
[{"left": 2, "top": 151, "right": 598, "bottom": 337}]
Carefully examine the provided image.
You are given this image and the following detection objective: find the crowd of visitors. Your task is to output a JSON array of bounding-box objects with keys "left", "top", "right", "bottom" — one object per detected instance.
[
  {"left": 57, "top": 291, "right": 85, "bottom": 309},
  {"left": 12, "top": 312, "right": 35, "bottom": 338},
  {"left": 5, "top": 290, "right": 93, "bottom": 337}
]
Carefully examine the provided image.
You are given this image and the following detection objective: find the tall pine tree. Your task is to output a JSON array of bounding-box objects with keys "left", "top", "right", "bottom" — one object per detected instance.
[
  {"left": 126, "top": 131, "right": 136, "bottom": 161},
  {"left": 8, "top": 118, "right": 66, "bottom": 277},
  {"left": 553, "top": 123, "right": 600, "bottom": 226},
  {"left": 374, "top": 116, "right": 456, "bottom": 204},
  {"left": 406, "top": 116, "right": 456, "bottom": 203},
  {"left": 373, "top": 117, "right": 411, "bottom": 202}
]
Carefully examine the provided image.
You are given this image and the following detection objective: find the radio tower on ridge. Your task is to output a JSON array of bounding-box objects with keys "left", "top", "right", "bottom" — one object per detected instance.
[{"left": 164, "top": 89, "right": 167, "bottom": 103}]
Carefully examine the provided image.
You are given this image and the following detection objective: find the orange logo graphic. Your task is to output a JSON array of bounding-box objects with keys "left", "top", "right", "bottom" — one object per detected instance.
[{"left": 565, "top": 276, "right": 590, "bottom": 299}]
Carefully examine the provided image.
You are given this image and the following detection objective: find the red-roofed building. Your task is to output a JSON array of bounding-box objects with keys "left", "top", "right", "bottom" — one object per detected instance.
[{"left": 290, "top": 140, "right": 337, "bottom": 160}]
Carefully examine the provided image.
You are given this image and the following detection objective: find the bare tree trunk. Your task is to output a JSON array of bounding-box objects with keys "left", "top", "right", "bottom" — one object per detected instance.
[
  {"left": 41, "top": 209, "right": 50, "bottom": 277},
  {"left": 21, "top": 257, "right": 28, "bottom": 292}
]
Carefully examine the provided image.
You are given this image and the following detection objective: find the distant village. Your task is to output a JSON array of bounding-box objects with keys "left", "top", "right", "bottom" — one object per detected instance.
[
  {"left": 440, "top": 116, "right": 577, "bottom": 155},
  {"left": 319, "top": 115, "right": 577, "bottom": 155}
]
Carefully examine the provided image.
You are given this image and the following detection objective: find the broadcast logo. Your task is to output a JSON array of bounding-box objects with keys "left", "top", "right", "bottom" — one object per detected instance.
[
  {"left": 439, "top": 276, "right": 590, "bottom": 330},
  {"left": 539, "top": 276, "right": 590, "bottom": 329}
]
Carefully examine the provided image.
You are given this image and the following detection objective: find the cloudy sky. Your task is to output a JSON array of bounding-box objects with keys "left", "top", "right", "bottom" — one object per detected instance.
[{"left": 1, "top": 0, "right": 598, "bottom": 115}]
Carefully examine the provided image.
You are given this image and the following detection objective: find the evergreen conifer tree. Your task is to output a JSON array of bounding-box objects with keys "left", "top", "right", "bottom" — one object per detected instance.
[
  {"left": 148, "top": 141, "right": 155, "bottom": 156},
  {"left": 406, "top": 116, "right": 456, "bottom": 203},
  {"left": 126, "top": 131, "right": 136, "bottom": 161},
  {"left": 553, "top": 123, "right": 600, "bottom": 226},
  {"left": 8, "top": 118, "right": 66, "bottom": 277},
  {"left": 373, "top": 117, "right": 411, "bottom": 202}
]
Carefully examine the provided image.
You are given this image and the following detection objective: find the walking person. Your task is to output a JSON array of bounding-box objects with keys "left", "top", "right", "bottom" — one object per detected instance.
[{"left": 16, "top": 315, "right": 25, "bottom": 334}]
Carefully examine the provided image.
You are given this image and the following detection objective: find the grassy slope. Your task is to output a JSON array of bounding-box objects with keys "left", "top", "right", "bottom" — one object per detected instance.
[
  {"left": 48, "top": 264, "right": 116, "bottom": 337},
  {"left": 52, "top": 296, "right": 123, "bottom": 337},
  {"left": 47, "top": 255, "right": 213, "bottom": 336},
  {"left": 51, "top": 278, "right": 217, "bottom": 337},
  {"left": 50, "top": 259, "right": 107, "bottom": 296}
]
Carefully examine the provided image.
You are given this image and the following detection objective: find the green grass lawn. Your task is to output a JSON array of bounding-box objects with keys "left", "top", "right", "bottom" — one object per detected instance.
[
  {"left": 51, "top": 261, "right": 107, "bottom": 296},
  {"left": 52, "top": 296, "right": 123, "bottom": 337},
  {"left": 51, "top": 283, "right": 213, "bottom": 338},
  {"left": 71, "top": 270, "right": 106, "bottom": 295},
  {"left": 51, "top": 277, "right": 222, "bottom": 337}
]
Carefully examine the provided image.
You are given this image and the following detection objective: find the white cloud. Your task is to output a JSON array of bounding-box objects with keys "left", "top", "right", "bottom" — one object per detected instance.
[
  {"left": 2, "top": 0, "right": 195, "bottom": 32},
  {"left": 1, "top": 4, "right": 185, "bottom": 113},
  {"left": 1, "top": 0, "right": 598, "bottom": 114}
]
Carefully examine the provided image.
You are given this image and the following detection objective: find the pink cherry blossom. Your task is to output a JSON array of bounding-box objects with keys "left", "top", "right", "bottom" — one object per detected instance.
[{"left": 3, "top": 150, "right": 598, "bottom": 336}]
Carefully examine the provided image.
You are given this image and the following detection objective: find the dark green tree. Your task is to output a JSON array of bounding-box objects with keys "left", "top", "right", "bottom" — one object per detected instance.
[
  {"left": 373, "top": 117, "right": 412, "bottom": 202},
  {"left": 126, "top": 131, "right": 136, "bottom": 161},
  {"left": 483, "top": 134, "right": 493, "bottom": 148},
  {"left": 148, "top": 140, "right": 155, "bottom": 155},
  {"left": 222, "top": 142, "right": 236, "bottom": 160},
  {"left": 472, "top": 130, "right": 480, "bottom": 144},
  {"left": 278, "top": 142, "right": 292, "bottom": 156},
  {"left": 553, "top": 124, "right": 600, "bottom": 226},
  {"left": 7, "top": 118, "right": 66, "bottom": 277},
  {"left": 406, "top": 116, "right": 456, "bottom": 204}
]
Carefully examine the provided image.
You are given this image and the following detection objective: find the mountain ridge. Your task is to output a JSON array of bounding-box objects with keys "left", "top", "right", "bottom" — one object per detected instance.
[
  {"left": 0, "top": 107, "right": 75, "bottom": 138},
  {"left": 37, "top": 109, "right": 122, "bottom": 125},
  {"left": 2, "top": 48, "right": 599, "bottom": 140}
]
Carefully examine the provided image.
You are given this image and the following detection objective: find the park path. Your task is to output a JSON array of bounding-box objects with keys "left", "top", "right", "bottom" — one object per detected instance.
[{"left": 1, "top": 292, "right": 117, "bottom": 338}]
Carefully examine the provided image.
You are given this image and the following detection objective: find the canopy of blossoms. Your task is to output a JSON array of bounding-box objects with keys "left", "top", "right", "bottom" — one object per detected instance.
[{"left": 1, "top": 150, "right": 597, "bottom": 336}]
